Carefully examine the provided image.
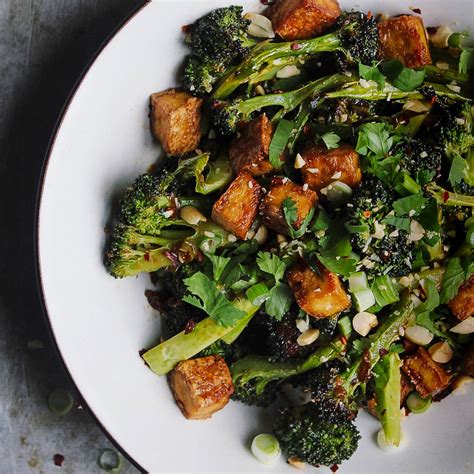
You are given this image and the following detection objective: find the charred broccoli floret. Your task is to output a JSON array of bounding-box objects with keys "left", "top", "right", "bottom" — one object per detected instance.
[
  {"left": 211, "top": 73, "right": 352, "bottom": 135},
  {"left": 347, "top": 176, "right": 413, "bottom": 277},
  {"left": 274, "top": 294, "right": 414, "bottom": 467},
  {"left": 232, "top": 379, "right": 281, "bottom": 407},
  {"left": 395, "top": 137, "right": 443, "bottom": 180},
  {"left": 183, "top": 6, "right": 256, "bottom": 95},
  {"left": 214, "top": 12, "right": 378, "bottom": 99}
]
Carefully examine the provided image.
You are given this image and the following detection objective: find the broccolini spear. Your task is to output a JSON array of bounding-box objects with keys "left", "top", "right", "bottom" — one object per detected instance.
[
  {"left": 183, "top": 6, "right": 256, "bottom": 95},
  {"left": 211, "top": 73, "right": 353, "bottom": 135},
  {"left": 214, "top": 12, "right": 378, "bottom": 99},
  {"left": 274, "top": 293, "right": 415, "bottom": 467},
  {"left": 426, "top": 183, "right": 474, "bottom": 207}
]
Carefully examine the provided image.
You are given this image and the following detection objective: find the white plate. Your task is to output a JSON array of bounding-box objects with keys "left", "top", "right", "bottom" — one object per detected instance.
[{"left": 37, "top": 0, "right": 474, "bottom": 472}]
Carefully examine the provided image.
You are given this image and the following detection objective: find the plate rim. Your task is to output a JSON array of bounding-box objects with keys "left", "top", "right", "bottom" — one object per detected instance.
[{"left": 34, "top": 2, "right": 151, "bottom": 472}]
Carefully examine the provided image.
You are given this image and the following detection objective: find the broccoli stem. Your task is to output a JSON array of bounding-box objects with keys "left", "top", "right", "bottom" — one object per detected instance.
[
  {"left": 325, "top": 81, "right": 471, "bottom": 102},
  {"left": 231, "top": 338, "right": 346, "bottom": 395},
  {"left": 287, "top": 102, "right": 311, "bottom": 153},
  {"left": 143, "top": 299, "right": 259, "bottom": 375},
  {"left": 214, "top": 35, "right": 342, "bottom": 99},
  {"left": 340, "top": 292, "right": 414, "bottom": 394},
  {"left": 426, "top": 183, "right": 474, "bottom": 207},
  {"left": 373, "top": 352, "right": 402, "bottom": 447},
  {"left": 237, "top": 73, "right": 353, "bottom": 121}
]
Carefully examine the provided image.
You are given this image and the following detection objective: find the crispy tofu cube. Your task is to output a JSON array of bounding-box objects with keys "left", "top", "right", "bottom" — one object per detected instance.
[
  {"left": 287, "top": 260, "right": 351, "bottom": 318},
  {"left": 402, "top": 347, "right": 452, "bottom": 398},
  {"left": 260, "top": 178, "right": 317, "bottom": 234},
  {"left": 229, "top": 114, "right": 275, "bottom": 177},
  {"left": 463, "top": 343, "right": 474, "bottom": 377},
  {"left": 211, "top": 172, "right": 262, "bottom": 239},
  {"left": 301, "top": 144, "right": 362, "bottom": 193},
  {"left": 378, "top": 15, "right": 432, "bottom": 68},
  {"left": 448, "top": 275, "right": 474, "bottom": 321},
  {"left": 267, "top": 0, "right": 341, "bottom": 40},
  {"left": 150, "top": 89, "right": 203, "bottom": 156},
  {"left": 169, "top": 355, "right": 233, "bottom": 420},
  {"left": 400, "top": 370, "right": 414, "bottom": 404}
]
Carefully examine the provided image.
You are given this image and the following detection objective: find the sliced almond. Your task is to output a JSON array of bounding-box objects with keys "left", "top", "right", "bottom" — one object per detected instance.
[
  {"left": 179, "top": 205, "right": 206, "bottom": 225},
  {"left": 353, "top": 312, "right": 378, "bottom": 337},
  {"left": 294, "top": 153, "right": 305, "bottom": 169},
  {"left": 408, "top": 220, "right": 425, "bottom": 242},
  {"left": 295, "top": 317, "right": 310, "bottom": 333},
  {"left": 405, "top": 325, "right": 433, "bottom": 345},
  {"left": 428, "top": 341, "right": 453, "bottom": 363},
  {"left": 288, "top": 456, "right": 306, "bottom": 470},
  {"left": 403, "top": 99, "right": 431, "bottom": 112},
  {"left": 254, "top": 225, "right": 268, "bottom": 245},
  {"left": 450, "top": 317, "right": 474, "bottom": 334},
  {"left": 276, "top": 65, "right": 300, "bottom": 78},
  {"left": 297, "top": 329, "right": 320, "bottom": 346},
  {"left": 245, "top": 13, "right": 275, "bottom": 39}
]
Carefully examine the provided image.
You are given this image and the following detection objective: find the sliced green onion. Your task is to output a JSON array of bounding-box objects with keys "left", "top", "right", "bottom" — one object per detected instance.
[
  {"left": 98, "top": 449, "right": 123, "bottom": 473},
  {"left": 251, "top": 434, "right": 281, "bottom": 465},
  {"left": 321, "top": 181, "right": 353, "bottom": 206},
  {"left": 406, "top": 392, "right": 432, "bottom": 414},
  {"left": 349, "top": 271, "right": 369, "bottom": 292},
  {"left": 48, "top": 389, "right": 74, "bottom": 416},
  {"left": 338, "top": 316, "right": 352, "bottom": 338},
  {"left": 345, "top": 222, "right": 370, "bottom": 233},
  {"left": 371, "top": 275, "right": 400, "bottom": 308},
  {"left": 352, "top": 288, "right": 376, "bottom": 312},
  {"left": 395, "top": 173, "right": 421, "bottom": 196},
  {"left": 246, "top": 283, "right": 270, "bottom": 306},
  {"left": 448, "top": 32, "right": 468, "bottom": 48},
  {"left": 466, "top": 225, "right": 474, "bottom": 246}
]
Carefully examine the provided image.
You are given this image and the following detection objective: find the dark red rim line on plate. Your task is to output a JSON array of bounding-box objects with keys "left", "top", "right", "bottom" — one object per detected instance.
[{"left": 34, "top": 2, "right": 151, "bottom": 472}]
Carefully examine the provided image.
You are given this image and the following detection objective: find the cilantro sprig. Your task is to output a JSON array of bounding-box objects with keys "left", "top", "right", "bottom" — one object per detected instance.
[{"left": 282, "top": 197, "right": 315, "bottom": 239}]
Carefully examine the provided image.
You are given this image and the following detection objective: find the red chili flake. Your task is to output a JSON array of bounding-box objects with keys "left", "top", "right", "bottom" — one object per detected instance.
[
  {"left": 181, "top": 24, "right": 192, "bottom": 34},
  {"left": 363, "top": 210, "right": 371, "bottom": 218},
  {"left": 291, "top": 43, "right": 302, "bottom": 50},
  {"left": 164, "top": 250, "right": 180, "bottom": 268},
  {"left": 53, "top": 454, "right": 64, "bottom": 467},
  {"left": 367, "top": 10, "right": 373, "bottom": 19},
  {"left": 303, "top": 124, "right": 311, "bottom": 135},
  {"left": 144, "top": 252, "right": 150, "bottom": 262},
  {"left": 379, "top": 348, "right": 389, "bottom": 357},
  {"left": 271, "top": 176, "right": 285, "bottom": 186},
  {"left": 330, "top": 465, "right": 339, "bottom": 473},
  {"left": 431, "top": 95, "right": 437, "bottom": 104},
  {"left": 184, "top": 320, "right": 196, "bottom": 334},
  {"left": 443, "top": 191, "right": 450, "bottom": 203},
  {"left": 340, "top": 336, "right": 348, "bottom": 345}
]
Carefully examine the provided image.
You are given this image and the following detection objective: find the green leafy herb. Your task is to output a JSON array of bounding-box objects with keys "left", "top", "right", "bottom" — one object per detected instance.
[
  {"left": 440, "top": 257, "right": 467, "bottom": 304},
  {"left": 359, "top": 62, "right": 385, "bottom": 88},
  {"left": 205, "top": 253, "right": 231, "bottom": 281},
  {"left": 317, "top": 255, "right": 357, "bottom": 277},
  {"left": 321, "top": 131, "right": 341, "bottom": 150},
  {"left": 183, "top": 272, "right": 246, "bottom": 327},
  {"left": 282, "top": 197, "right": 315, "bottom": 239},
  {"left": 459, "top": 48, "right": 474, "bottom": 74},
  {"left": 311, "top": 208, "right": 331, "bottom": 231},
  {"left": 265, "top": 283, "right": 292, "bottom": 320},
  {"left": 246, "top": 283, "right": 270, "bottom": 306},
  {"left": 356, "top": 122, "right": 393, "bottom": 157},
  {"left": 393, "top": 193, "right": 427, "bottom": 216},
  {"left": 269, "top": 119, "right": 294, "bottom": 169},
  {"left": 449, "top": 154, "right": 468, "bottom": 186},
  {"left": 416, "top": 278, "right": 440, "bottom": 321},
  {"left": 381, "top": 60, "right": 426, "bottom": 92},
  {"left": 256, "top": 252, "right": 286, "bottom": 282},
  {"left": 382, "top": 215, "right": 411, "bottom": 231}
]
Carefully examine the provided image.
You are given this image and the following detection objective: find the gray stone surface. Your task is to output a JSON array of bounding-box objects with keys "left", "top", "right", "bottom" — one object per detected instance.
[{"left": 0, "top": 1, "right": 144, "bottom": 472}]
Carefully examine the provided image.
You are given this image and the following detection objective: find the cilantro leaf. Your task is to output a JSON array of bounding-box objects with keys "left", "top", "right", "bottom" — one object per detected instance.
[
  {"left": 282, "top": 197, "right": 315, "bottom": 239},
  {"left": 356, "top": 122, "right": 393, "bottom": 157},
  {"left": 311, "top": 208, "right": 331, "bottom": 231},
  {"left": 380, "top": 60, "right": 426, "bottom": 92},
  {"left": 183, "top": 272, "right": 246, "bottom": 327},
  {"left": 256, "top": 252, "right": 286, "bottom": 282},
  {"left": 317, "top": 255, "right": 357, "bottom": 277},
  {"left": 205, "top": 253, "right": 231, "bottom": 281},
  {"left": 393, "top": 193, "right": 427, "bottom": 216},
  {"left": 269, "top": 119, "right": 294, "bottom": 169},
  {"left": 440, "top": 257, "right": 466, "bottom": 304},
  {"left": 318, "top": 217, "right": 352, "bottom": 257},
  {"left": 382, "top": 215, "right": 411, "bottom": 231},
  {"left": 321, "top": 131, "right": 341, "bottom": 150},
  {"left": 448, "top": 154, "right": 468, "bottom": 186},
  {"left": 265, "top": 283, "right": 293, "bottom": 320},
  {"left": 359, "top": 62, "right": 385, "bottom": 88},
  {"left": 416, "top": 278, "right": 440, "bottom": 320}
]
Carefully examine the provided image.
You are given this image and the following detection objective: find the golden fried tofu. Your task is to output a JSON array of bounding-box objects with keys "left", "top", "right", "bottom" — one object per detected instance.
[
  {"left": 287, "top": 260, "right": 351, "bottom": 318},
  {"left": 378, "top": 15, "right": 432, "bottom": 68},
  {"left": 400, "top": 370, "right": 414, "bottom": 404},
  {"left": 267, "top": 0, "right": 341, "bottom": 40},
  {"left": 260, "top": 178, "right": 317, "bottom": 234},
  {"left": 463, "top": 343, "right": 474, "bottom": 377},
  {"left": 169, "top": 355, "right": 234, "bottom": 420},
  {"left": 301, "top": 144, "right": 362, "bottom": 193},
  {"left": 229, "top": 114, "right": 275, "bottom": 177},
  {"left": 211, "top": 171, "right": 262, "bottom": 239},
  {"left": 402, "top": 347, "right": 452, "bottom": 398},
  {"left": 448, "top": 275, "right": 474, "bottom": 321},
  {"left": 150, "top": 89, "right": 203, "bottom": 156}
]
